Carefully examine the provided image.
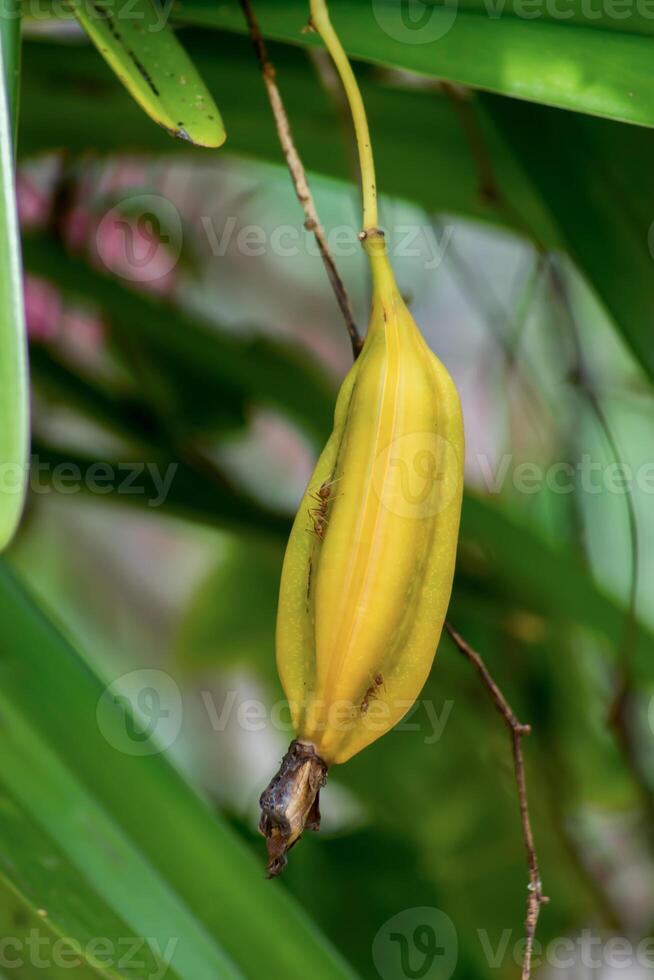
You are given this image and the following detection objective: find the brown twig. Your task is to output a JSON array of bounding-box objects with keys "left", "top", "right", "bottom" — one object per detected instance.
[
  {"left": 238, "top": 0, "right": 362, "bottom": 358},
  {"left": 239, "top": 6, "right": 547, "bottom": 971},
  {"left": 445, "top": 622, "right": 549, "bottom": 980}
]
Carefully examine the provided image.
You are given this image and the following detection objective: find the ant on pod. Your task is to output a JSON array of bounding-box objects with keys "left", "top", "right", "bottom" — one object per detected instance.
[
  {"left": 360, "top": 673, "right": 385, "bottom": 714},
  {"left": 307, "top": 477, "right": 341, "bottom": 540}
]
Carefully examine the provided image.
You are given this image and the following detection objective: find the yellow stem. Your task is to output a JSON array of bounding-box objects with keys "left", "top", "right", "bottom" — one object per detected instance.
[{"left": 309, "top": 0, "right": 379, "bottom": 235}]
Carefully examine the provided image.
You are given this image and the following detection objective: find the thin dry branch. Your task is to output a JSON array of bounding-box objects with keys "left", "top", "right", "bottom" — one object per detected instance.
[
  {"left": 238, "top": 0, "right": 362, "bottom": 358},
  {"left": 239, "top": 4, "right": 547, "bottom": 973},
  {"left": 445, "top": 622, "right": 549, "bottom": 980}
]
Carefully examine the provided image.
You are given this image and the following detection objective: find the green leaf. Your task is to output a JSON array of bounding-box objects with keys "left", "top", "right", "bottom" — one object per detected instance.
[
  {"left": 460, "top": 493, "right": 654, "bottom": 681},
  {"left": 175, "top": 538, "right": 283, "bottom": 683},
  {"left": 23, "top": 235, "right": 336, "bottom": 447},
  {"left": 0, "top": 0, "right": 20, "bottom": 141},
  {"left": 176, "top": 0, "right": 654, "bottom": 128},
  {"left": 68, "top": 0, "right": 225, "bottom": 147},
  {"left": 0, "top": 16, "right": 28, "bottom": 551},
  {"left": 30, "top": 438, "right": 291, "bottom": 538},
  {"left": 483, "top": 93, "right": 654, "bottom": 384},
  {"left": 266, "top": 823, "right": 490, "bottom": 980},
  {"left": 0, "top": 785, "right": 185, "bottom": 978},
  {"left": 0, "top": 558, "right": 357, "bottom": 980},
  {"left": 19, "top": 33, "right": 557, "bottom": 243},
  {"left": 18, "top": 32, "right": 653, "bottom": 386}
]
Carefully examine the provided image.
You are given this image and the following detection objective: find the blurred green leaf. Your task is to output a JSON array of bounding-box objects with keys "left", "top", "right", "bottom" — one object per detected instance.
[
  {"left": 0, "top": 558, "right": 357, "bottom": 980},
  {"left": 332, "top": 619, "right": 627, "bottom": 968},
  {"left": 0, "top": 784, "right": 184, "bottom": 978},
  {"left": 175, "top": 537, "right": 283, "bottom": 684},
  {"left": 236, "top": 818, "right": 489, "bottom": 980},
  {"left": 69, "top": 0, "right": 225, "bottom": 147},
  {"left": 484, "top": 94, "right": 654, "bottom": 384},
  {"left": 18, "top": 33, "right": 557, "bottom": 243},
  {"left": 22, "top": 32, "right": 654, "bottom": 388},
  {"left": 177, "top": 0, "right": 654, "bottom": 127},
  {"left": 0, "top": 0, "right": 20, "bottom": 141},
  {"left": 30, "top": 440, "right": 291, "bottom": 538},
  {"left": 0, "top": 15, "right": 28, "bottom": 551},
  {"left": 460, "top": 493, "right": 654, "bottom": 681},
  {"left": 23, "top": 235, "right": 336, "bottom": 447}
]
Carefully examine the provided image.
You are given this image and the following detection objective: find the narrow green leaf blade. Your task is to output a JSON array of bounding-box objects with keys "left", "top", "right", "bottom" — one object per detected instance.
[
  {"left": 175, "top": 0, "right": 654, "bottom": 128},
  {"left": 69, "top": 0, "right": 226, "bottom": 146},
  {"left": 0, "top": 559, "right": 358, "bottom": 980},
  {"left": 18, "top": 33, "right": 558, "bottom": 241},
  {"left": 484, "top": 93, "right": 654, "bottom": 384},
  {"left": 22, "top": 235, "right": 336, "bottom": 446},
  {"left": 460, "top": 493, "right": 654, "bottom": 681},
  {"left": 0, "top": 780, "right": 187, "bottom": 978},
  {"left": 0, "top": 697, "right": 237, "bottom": 979},
  {"left": 0, "top": 22, "right": 28, "bottom": 550},
  {"left": 0, "top": 0, "right": 21, "bottom": 138}
]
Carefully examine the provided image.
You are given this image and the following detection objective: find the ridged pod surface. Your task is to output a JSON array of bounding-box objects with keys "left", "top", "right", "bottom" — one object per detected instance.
[
  {"left": 276, "top": 243, "right": 464, "bottom": 766},
  {"left": 259, "top": 240, "right": 464, "bottom": 874},
  {"left": 258, "top": 0, "right": 464, "bottom": 881}
]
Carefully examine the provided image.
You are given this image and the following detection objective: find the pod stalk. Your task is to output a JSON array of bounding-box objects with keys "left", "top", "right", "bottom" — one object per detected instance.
[{"left": 310, "top": 0, "right": 378, "bottom": 233}]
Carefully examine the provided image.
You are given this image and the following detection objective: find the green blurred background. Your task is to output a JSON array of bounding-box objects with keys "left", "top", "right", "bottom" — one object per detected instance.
[{"left": 2, "top": 3, "right": 654, "bottom": 978}]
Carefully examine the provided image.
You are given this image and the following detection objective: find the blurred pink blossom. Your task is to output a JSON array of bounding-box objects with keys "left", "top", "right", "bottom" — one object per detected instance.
[{"left": 24, "top": 276, "right": 61, "bottom": 342}]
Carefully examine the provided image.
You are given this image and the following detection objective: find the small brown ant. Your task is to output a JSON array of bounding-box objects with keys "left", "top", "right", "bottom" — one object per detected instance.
[
  {"left": 307, "top": 477, "right": 340, "bottom": 541},
  {"left": 360, "top": 673, "right": 384, "bottom": 714}
]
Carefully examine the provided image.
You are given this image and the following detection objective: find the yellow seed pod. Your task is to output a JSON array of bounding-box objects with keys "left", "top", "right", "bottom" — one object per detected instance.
[{"left": 260, "top": 236, "right": 464, "bottom": 874}]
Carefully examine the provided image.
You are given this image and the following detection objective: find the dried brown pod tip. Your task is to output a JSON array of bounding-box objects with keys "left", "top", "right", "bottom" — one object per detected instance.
[{"left": 258, "top": 740, "right": 328, "bottom": 877}]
